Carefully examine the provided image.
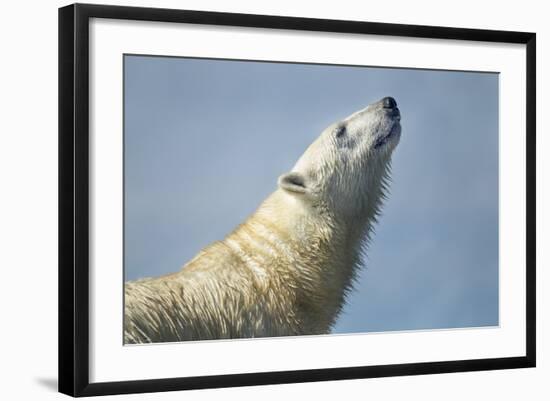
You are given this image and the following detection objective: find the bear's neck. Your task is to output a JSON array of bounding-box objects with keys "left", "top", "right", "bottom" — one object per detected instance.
[{"left": 232, "top": 188, "right": 383, "bottom": 332}]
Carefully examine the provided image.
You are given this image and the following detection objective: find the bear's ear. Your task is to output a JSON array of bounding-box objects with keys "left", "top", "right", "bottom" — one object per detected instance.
[{"left": 278, "top": 172, "right": 309, "bottom": 194}]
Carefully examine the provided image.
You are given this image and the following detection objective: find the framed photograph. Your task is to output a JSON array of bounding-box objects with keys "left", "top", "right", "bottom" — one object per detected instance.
[{"left": 58, "top": 3, "right": 536, "bottom": 397}]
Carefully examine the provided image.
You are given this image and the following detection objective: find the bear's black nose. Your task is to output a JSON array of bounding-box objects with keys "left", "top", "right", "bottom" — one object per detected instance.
[{"left": 382, "top": 96, "right": 397, "bottom": 109}]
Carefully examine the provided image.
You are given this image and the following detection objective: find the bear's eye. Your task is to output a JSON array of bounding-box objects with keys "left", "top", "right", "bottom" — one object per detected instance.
[{"left": 334, "top": 125, "right": 346, "bottom": 139}]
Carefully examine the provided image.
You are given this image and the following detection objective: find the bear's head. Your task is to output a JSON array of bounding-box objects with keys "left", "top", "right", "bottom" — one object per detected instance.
[{"left": 278, "top": 97, "right": 401, "bottom": 220}]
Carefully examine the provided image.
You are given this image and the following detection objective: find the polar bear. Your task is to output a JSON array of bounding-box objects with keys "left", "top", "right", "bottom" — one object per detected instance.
[{"left": 124, "top": 96, "right": 402, "bottom": 344}]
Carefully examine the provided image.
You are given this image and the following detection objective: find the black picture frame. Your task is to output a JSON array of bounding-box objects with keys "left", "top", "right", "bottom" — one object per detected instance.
[{"left": 58, "top": 3, "right": 536, "bottom": 397}]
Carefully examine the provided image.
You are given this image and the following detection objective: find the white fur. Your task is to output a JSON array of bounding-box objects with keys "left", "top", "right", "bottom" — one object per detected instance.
[{"left": 124, "top": 97, "right": 401, "bottom": 343}]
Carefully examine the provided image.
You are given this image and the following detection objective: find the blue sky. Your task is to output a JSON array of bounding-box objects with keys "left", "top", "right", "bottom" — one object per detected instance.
[{"left": 124, "top": 55, "right": 499, "bottom": 334}]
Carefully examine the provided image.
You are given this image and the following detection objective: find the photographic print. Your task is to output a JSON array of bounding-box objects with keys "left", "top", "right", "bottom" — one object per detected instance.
[
  {"left": 59, "top": 4, "right": 535, "bottom": 395},
  {"left": 123, "top": 55, "right": 499, "bottom": 344}
]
